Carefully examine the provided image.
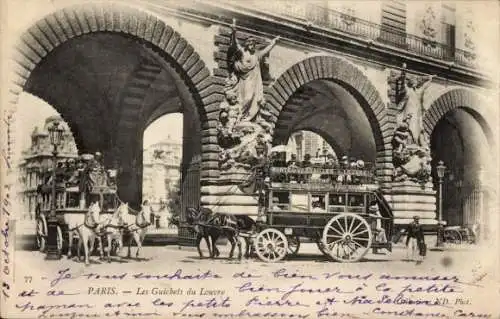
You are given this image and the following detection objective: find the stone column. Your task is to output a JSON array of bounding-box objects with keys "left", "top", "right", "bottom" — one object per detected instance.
[{"left": 115, "top": 134, "right": 143, "bottom": 211}]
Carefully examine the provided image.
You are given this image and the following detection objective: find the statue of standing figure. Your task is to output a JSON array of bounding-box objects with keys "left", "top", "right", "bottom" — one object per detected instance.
[
  {"left": 394, "top": 63, "right": 435, "bottom": 147},
  {"left": 228, "top": 19, "right": 280, "bottom": 123},
  {"left": 217, "top": 20, "right": 280, "bottom": 173}
]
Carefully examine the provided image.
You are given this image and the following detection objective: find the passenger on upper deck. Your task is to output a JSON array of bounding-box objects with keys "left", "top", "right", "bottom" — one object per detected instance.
[
  {"left": 53, "top": 162, "right": 67, "bottom": 187},
  {"left": 352, "top": 160, "right": 365, "bottom": 185},
  {"left": 286, "top": 154, "right": 299, "bottom": 183},
  {"left": 319, "top": 154, "right": 336, "bottom": 182},
  {"left": 90, "top": 152, "right": 105, "bottom": 171},
  {"left": 299, "top": 154, "right": 312, "bottom": 183},
  {"left": 286, "top": 154, "right": 298, "bottom": 167},
  {"left": 63, "top": 159, "right": 76, "bottom": 182},
  {"left": 301, "top": 154, "right": 312, "bottom": 168},
  {"left": 323, "top": 154, "right": 336, "bottom": 168},
  {"left": 337, "top": 155, "right": 351, "bottom": 184}
]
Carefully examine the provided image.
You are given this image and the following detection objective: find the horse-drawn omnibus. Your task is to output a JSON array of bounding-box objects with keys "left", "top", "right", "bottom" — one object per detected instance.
[
  {"left": 35, "top": 155, "right": 119, "bottom": 255},
  {"left": 252, "top": 163, "right": 394, "bottom": 263}
]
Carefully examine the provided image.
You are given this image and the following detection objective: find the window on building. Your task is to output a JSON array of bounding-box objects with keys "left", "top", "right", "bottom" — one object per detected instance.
[
  {"left": 441, "top": 3, "right": 456, "bottom": 59},
  {"left": 380, "top": 0, "right": 407, "bottom": 47}
]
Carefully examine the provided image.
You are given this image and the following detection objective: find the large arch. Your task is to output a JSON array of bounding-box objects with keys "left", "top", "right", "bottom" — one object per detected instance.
[
  {"left": 265, "top": 55, "right": 392, "bottom": 186},
  {"left": 9, "top": 2, "right": 221, "bottom": 209},
  {"left": 423, "top": 88, "right": 495, "bottom": 149},
  {"left": 424, "top": 88, "right": 497, "bottom": 234}
]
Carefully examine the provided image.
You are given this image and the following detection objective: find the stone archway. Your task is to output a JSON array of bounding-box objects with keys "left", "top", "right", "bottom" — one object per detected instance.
[
  {"left": 423, "top": 88, "right": 495, "bottom": 149},
  {"left": 9, "top": 2, "right": 221, "bottom": 210},
  {"left": 266, "top": 55, "right": 392, "bottom": 187},
  {"left": 424, "top": 88, "right": 496, "bottom": 236}
]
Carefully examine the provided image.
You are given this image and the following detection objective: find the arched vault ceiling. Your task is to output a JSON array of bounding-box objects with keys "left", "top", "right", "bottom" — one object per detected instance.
[
  {"left": 24, "top": 32, "right": 188, "bottom": 153},
  {"left": 276, "top": 79, "right": 376, "bottom": 160}
]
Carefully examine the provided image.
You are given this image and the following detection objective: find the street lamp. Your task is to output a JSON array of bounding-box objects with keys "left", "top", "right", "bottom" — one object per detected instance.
[
  {"left": 435, "top": 160, "right": 446, "bottom": 250},
  {"left": 46, "top": 121, "right": 64, "bottom": 260},
  {"left": 255, "top": 143, "right": 267, "bottom": 224},
  {"left": 477, "top": 167, "right": 485, "bottom": 244}
]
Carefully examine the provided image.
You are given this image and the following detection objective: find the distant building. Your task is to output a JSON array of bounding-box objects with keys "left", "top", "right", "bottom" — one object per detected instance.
[
  {"left": 142, "top": 136, "right": 182, "bottom": 208},
  {"left": 287, "top": 131, "right": 335, "bottom": 162},
  {"left": 17, "top": 116, "right": 78, "bottom": 215}
]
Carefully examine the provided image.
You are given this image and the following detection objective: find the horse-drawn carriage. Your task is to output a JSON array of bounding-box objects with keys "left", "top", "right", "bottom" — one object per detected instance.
[
  {"left": 35, "top": 184, "right": 118, "bottom": 254},
  {"left": 443, "top": 225, "right": 478, "bottom": 244},
  {"left": 186, "top": 160, "right": 395, "bottom": 263},
  {"left": 252, "top": 165, "right": 394, "bottom": 262},
  {"left": 35, "top": 154, "right": 119, "bottom": 255},
  {"left": 35, "top": 154, "right": 151, "bottom": 264}
]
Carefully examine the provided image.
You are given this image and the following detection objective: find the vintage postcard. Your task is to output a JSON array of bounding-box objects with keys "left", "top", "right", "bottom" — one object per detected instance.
[{"left": 1, "top": 0, "right": 499, "bottom": 318}]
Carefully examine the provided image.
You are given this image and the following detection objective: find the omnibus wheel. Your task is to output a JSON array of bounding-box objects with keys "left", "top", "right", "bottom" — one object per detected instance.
[
  {"left": 316, "top": 241, "right": 331, "bottom": 257},
  {"left": 444, "top": 229, "right": 462, "bottom": 245},
  {"left": 57, "top": 225, "right": 63, "bottom": 252},
  {"left": 253, "top": 229, "right": 288, "bottom": 263},
  {"left": 36, "top": 219, "right": 46, "bottom": 252},
  {"left": 322, "top": 213, "right": 372, "bottom": 262}
]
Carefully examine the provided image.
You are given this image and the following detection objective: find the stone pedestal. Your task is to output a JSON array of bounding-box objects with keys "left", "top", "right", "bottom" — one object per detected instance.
[
  {"left": 389, "top": 181, "right": 437, "bottom": 225},
  {"left": 201, "top": 167, "right": 260, "bottom": 217}
]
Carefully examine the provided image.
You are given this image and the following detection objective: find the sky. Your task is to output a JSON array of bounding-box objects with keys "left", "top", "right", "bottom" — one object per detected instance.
[{"left": 14, "top": 93, "right": 183, "bottom": 161}]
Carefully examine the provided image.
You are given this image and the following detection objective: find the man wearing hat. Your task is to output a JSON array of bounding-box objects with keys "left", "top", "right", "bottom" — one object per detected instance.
[{"left": 405, "top": 215, "right": 425, "bottom": 263}]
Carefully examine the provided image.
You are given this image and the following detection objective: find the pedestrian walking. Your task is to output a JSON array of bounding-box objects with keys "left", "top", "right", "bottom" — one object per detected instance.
[{"left": 405, "top": 215, "right": 425, "bottom": 263}]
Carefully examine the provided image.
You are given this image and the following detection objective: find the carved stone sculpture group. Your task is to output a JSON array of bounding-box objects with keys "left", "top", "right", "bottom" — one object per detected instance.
[
  {"left": 216, "top": 23, "right": 436, "bottom": 187},
  {"left": 217, "top": 21, "right": 278, "bottom": 174},
  {"left": 389, "top": 64, "right": 434, "bottom": 185}
]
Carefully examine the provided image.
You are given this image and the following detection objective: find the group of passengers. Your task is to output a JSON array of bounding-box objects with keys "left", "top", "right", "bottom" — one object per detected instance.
[
  {"left": 41, "top": 152, "right": 117, "bottom": 190},
  {"left": 270, "top": 153, "right": 370, "bottom": 184}
]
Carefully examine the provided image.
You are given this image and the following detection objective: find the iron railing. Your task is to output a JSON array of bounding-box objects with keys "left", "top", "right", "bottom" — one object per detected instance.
[{"left": 252, "top": 2, "right": 478, "bottom": 69}]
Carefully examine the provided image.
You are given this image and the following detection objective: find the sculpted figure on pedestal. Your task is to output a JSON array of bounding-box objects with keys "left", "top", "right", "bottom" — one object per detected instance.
[
  {"left": 217, "top": 20, "right": 279, "bottom": 174},
  {"left": 228, "top": 20, "right": 279, "bottom": 123},
  {"left": 389, "top": 64, "right": 435, "bottom": 184}
]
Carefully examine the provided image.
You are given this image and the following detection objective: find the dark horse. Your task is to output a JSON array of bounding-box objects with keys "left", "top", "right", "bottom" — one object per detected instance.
[
  {"left": 185, "top": 207, "right": 217, "bottom": 258},
  {"left": 186, "top": 208, "right": 256, "bottom": 260},
  {"left": 232, "top": 215, "right": 257, "bottom": 258}
]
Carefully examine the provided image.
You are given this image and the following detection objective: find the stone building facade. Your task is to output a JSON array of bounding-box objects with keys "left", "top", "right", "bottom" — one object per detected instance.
[
  {"left": 7, "top": 0, "right": 497, "bottom": 235},
  {"left": 17, "top": 116, "right": 78, "bottom": 216},
  {"left": 287, "top": 131, "right": 335, "bottom": 162},
  {"left": 142, "top": 137, "right": 182, "bottom": 208}
]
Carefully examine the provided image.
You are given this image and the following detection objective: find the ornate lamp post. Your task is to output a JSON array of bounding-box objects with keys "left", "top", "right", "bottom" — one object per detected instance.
[
  {"left": 435, "top": 160, "right": 446, "bottom": 250},
  {"left": 255, "top": 143, "right": 267, "bottom": 224},
  {"left": 477, "top": 167, "right": 485, "bottom": 244},
  {"left": 46, "top": 121, "right": 64, "bottom": 260}
]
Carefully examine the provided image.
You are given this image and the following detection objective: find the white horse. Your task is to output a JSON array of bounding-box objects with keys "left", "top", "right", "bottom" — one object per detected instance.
[
  {"left": 98, "top": 203, "right": 128, "bottom": 262},
  {"left": 122, "top": 206, "right": 150, "bottom": 259},
  {"left": 65, "top": 202, "right": 103, "bottom": 265}
]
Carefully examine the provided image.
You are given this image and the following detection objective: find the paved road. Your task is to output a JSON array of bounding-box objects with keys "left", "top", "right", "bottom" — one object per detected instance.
[{"left": 15, "top": 239, "right": 484, "bottom": 272}]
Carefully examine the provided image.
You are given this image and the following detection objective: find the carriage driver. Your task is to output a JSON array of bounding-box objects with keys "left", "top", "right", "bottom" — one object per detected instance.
[{"left": 140, "top": 200, "right": 153, "bottom": 228}]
